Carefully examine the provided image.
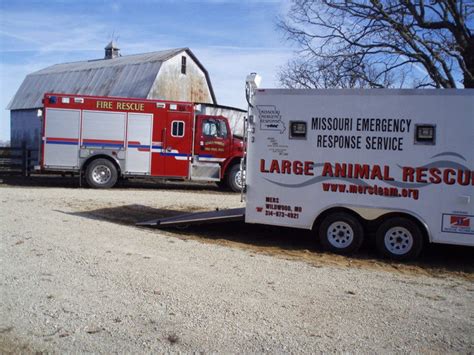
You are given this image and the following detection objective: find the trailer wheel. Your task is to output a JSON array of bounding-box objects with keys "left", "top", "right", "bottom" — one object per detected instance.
[
  {"left": 375, "top": 217, "right": 423, "bottom": 261},
  {"left": 85, "top": 158, "right": 118, "bottom": 189},
  {"left": 318, "top": 212, "right": 364, "bottom": 255},
  {"left": 226, "top": 164, "right": 243, "bottom": 192}
]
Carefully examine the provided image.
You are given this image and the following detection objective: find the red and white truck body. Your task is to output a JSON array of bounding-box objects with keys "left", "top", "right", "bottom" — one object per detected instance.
[
  {"left": 40, "top": 93, "right": 244, "bottom": 189},
  {"left": 243, "top": 75, "right": 474, "bottom": 259}
]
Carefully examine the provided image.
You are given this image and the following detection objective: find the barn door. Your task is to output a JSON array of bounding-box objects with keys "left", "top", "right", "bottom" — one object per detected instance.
[{"left": 125, "top": 113, "right": 153, "bottom": 174}]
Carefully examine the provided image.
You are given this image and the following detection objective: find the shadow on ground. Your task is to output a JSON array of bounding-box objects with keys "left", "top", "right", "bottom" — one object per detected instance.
[
  {"left": 66, "top": 204, "right": 474, "bottom": 280},
  {"left": 0, "top": 174, "right": 227, "bottom": 193}
]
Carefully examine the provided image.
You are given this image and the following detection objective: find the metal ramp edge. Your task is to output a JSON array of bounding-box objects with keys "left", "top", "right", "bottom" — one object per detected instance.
[{"left": 136, "top": 207, "right": 245, "bottom": 227}]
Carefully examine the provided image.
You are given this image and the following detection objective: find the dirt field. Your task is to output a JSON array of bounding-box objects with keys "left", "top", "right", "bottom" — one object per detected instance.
[{"left": 1, "top": 176, "right": 473, "bottom": 353}]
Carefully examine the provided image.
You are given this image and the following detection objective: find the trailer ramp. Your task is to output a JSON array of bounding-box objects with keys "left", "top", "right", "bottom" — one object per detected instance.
[{"left": 136, "top": 207, "right": 245, "bottom": 228}]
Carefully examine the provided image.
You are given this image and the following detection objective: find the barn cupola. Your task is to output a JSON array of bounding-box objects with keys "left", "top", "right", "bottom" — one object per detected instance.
[{"left": 104, "top": 41, "right": 120, "bottom": 59}]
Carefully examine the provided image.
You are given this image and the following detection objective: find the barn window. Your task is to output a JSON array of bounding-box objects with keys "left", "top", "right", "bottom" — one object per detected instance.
[
  {"left": 181, "top": 56, "right": 186, "bottom": 75},
  {"left": 171, "top": 120, "right": 185, "bottom": 137}
]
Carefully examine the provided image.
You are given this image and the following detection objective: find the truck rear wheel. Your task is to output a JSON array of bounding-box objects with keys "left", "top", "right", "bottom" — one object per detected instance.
[
  {"left": 375, "top": 217, "right": 423, "bottom": 261},
  {"left": 85, "top": 158, "right": 118, "bottom": 189},
  {"left": 318, "top": 212, "right": 364, "bottom": 255},
  {"left": 226, "top": 164, "right": 243, "bottom": 192}
]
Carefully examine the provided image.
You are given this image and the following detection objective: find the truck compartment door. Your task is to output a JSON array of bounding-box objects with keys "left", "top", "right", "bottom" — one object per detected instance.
[
  {"left": 125, "top": 113, "right": 153, "bottom": 175},
  {"left": 82, "top": 110, "right": 126, "bottom": 149},
  {"left": 43, "top": 108, "right": 81, "bottom": 168}
]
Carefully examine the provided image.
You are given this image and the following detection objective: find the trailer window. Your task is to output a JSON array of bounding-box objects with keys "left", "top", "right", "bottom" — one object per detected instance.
[
  {"left": 290, "top": 121, "right": 307, "bottom": 139},
  {"left": 415, "top": 124, "right": 436, "bottom": 145},
  {"left": 171, "top": 121, "right": 185, "bottom": 137},
  {"left": 202, "top": 119, "right": 228, "bottom": 138}
]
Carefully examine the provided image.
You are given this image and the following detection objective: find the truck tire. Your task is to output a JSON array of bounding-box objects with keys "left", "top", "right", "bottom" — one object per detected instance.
[
  {"left": 216, "top": 180, "right": 227, "bottom": 189},
  {"left": 226, "top": 164, "right": 243, "bottom": 192},
  {"left": 85, "top": 158, "right": 118, "bottom": 189},
  {"left": 318, "top": 212, "right": 364, "bottom": 255},
  {"left": 375, "top": 217, "right": 423, "bottom": 261}
]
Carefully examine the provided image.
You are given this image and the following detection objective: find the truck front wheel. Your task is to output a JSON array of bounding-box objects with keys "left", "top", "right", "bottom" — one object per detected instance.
[
  {"left": 318, "top": 212, "right": 364, "bottom": 255},
  {"left": 85, "top": 158, "right": 118, "bottom": 189},
  {"left": 226, "top": 164, "right": 243, "bottom": 192},
  {"left": 375, "top": 217, "right": 423, "bottom": 261}
]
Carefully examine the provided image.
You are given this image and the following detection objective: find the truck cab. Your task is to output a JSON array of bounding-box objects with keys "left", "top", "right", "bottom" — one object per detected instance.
[{"left": 194, "top": 115, "right": 244, "bottom": 191}]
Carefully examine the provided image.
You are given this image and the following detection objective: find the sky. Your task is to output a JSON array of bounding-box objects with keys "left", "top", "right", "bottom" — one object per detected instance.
[{"left": 0, "top": 0, "right": 295, "bottom": 142}]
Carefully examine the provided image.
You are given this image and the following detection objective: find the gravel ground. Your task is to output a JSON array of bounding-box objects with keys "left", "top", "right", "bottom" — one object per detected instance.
[{"left": 0, "top": 183, "right": 473, "bottom": 353}]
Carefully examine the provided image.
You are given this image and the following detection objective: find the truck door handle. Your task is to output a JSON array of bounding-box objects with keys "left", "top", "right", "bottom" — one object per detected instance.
[
  {"left": 161, "top": 128, "right": 168, "bottom": 153},
  {"left": 166, "top": 147, "right": 172, "bottom": 152}
]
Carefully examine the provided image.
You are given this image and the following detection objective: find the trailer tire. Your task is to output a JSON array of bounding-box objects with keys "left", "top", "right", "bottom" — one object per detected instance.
[
  {"left": 226, "top": 164, "right": 243, "bottom": 192},
  {"left": 85, "top": 158, "right": 118, "bottom": 189},
  {"left": 375, "top": 217, "right": 423, "bottom": 261},
  {"left": 318, "top": 212, "right": 364, "bottom": 255}
]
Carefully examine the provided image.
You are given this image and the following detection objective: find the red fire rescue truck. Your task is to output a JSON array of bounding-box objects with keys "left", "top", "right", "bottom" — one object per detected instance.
[{"left": 39, "top": 93, "right": 244, "bottom": 191}]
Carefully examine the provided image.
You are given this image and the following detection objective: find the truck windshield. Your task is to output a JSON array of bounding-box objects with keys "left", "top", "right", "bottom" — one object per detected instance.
[{"left": 203, "top": 119, "right": 227, "bottom": 138}]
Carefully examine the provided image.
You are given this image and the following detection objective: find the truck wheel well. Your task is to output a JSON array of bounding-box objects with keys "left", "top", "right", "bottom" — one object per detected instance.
[
  {"left": 223, "top": 157, "right": 241, "bottom": 177},
  {"left": 373, "top": 212, "right": 430, "bottom": 245},
  {"left": 82, "top": 155, "right": 121, "bottom": 176}
]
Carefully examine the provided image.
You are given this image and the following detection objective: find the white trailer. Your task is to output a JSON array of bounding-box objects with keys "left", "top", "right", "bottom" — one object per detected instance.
[
  {"left": 243, "top": 74, "right": 473, "bottom": 260},
  {"left": 140, "top": 75, "right": 474, "bottom": 260}
]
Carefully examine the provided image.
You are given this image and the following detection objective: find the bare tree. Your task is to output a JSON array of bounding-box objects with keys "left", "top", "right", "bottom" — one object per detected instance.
[
  {"left": 279, "top": 49, "right": 404, "bottom": 88},
  {"left": 279, "top": 0, "right": 474, "bottom": 89}
]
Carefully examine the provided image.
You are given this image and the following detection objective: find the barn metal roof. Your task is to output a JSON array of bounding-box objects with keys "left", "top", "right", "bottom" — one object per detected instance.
[{"left": 8, "top": 48, "right": 216, "bottom": 110}]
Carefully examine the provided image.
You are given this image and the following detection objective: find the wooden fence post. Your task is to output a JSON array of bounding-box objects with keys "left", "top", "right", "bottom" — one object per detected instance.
[
  {"left": 26, "top": 149, "right": 32, "bottom": 176},
  {"left": 22, "top": 142, "right": 27, "bottom": 176}
]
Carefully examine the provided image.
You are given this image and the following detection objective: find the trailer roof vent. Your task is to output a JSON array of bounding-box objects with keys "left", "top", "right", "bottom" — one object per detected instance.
[{"left": 104, "top": 41, "right": 120, "bottom": 59}]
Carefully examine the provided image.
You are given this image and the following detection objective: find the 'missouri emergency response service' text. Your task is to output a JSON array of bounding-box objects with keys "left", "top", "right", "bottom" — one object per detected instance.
[{"left": 312, "top": 117, "right": 412, "bottom": 151}]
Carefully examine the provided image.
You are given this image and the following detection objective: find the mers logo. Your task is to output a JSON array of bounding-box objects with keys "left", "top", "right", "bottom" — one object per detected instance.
[
  {"left": 256, "top": 105, "right": 286, "bottom": 134},
  {"left": 450, "top": 215, "right": 470, "bottom": 228}
]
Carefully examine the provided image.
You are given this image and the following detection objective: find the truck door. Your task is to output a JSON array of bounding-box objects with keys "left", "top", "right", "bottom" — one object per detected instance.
[
  {"left": 125, "top": 113, "right": 153, "bottom": 175},
  {"left": 195, "top": 116, "right": 230, "bottom": 162},
  {"left": 152, "top": 111, "right": 192, "bottom": 178}
]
